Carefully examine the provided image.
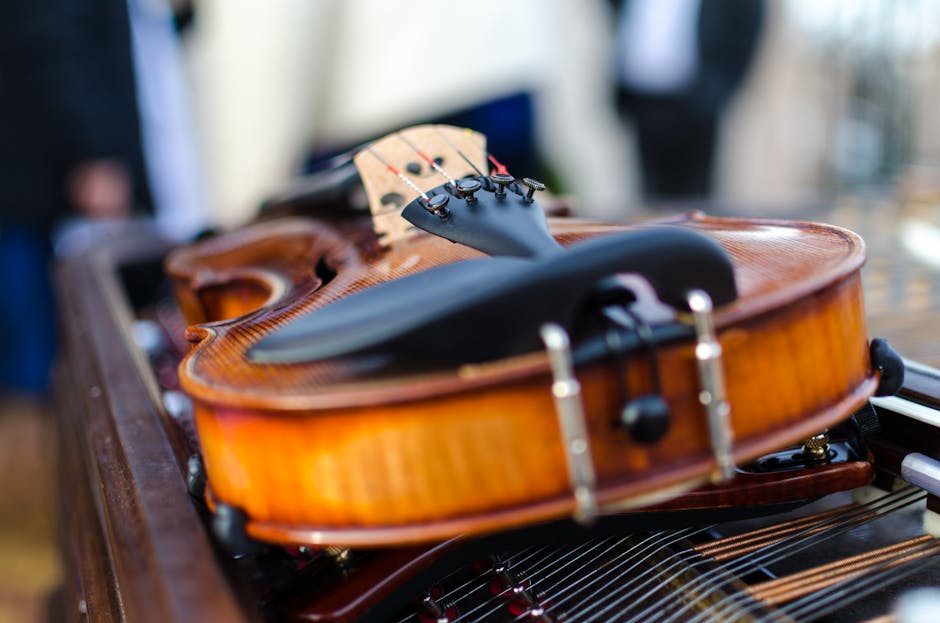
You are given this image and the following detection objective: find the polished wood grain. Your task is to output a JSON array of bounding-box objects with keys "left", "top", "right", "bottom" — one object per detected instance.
[
  {"left": 642, "top": 460, "right": 874, "bottom": 512},
  {"left": 167, "top": 212, "right": 878, "bottom": 547},
  {"left": 55, "top": 236, "right": 254, "bottom": 623}
]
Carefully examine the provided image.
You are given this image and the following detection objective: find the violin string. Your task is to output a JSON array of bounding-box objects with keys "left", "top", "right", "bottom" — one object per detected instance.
[
  {"left": 432, "top": 126, "right": 486, "bottom": 177},
  {"left": 538, "top": 526, "right": 714, "bottom": 623},
  {"left": 449, "top": 538, "right": 618, "bottom": 623},
  {"left": 365, "top": 145, "right": 430, "bottom": 203},
  {"left": 642, "top": 487, "right": 926, "bottom": 623},
  {"left": 396, "top": 132, "right": 458, "bottom": 189},
  {"left": 772, "top": 540, "right": 940, "bottom": 623}
]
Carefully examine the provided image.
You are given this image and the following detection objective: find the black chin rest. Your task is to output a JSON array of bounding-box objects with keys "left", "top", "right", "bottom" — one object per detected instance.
[{"left": 249, "top": 227, "right": 736, "bottom": 364}]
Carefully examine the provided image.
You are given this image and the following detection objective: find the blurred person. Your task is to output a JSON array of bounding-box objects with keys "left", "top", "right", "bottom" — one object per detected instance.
[
  {"left": 611, "top": 0, "right": 764, "bottom": 200},
  {"left": 0, "top": 0, "right": 150, "bottom": 395},
  {"left": 54, "top": 0, "right": 210, "bottom": 253},
  {"left": 125, "top": 0, "right": 208, "bottom": 242},
  {"left": 189, "top": 0, "right": 630, "bottom": 225}
]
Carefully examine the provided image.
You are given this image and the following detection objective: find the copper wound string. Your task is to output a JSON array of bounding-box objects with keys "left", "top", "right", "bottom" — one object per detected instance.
[
  {"left": 774, "top": 540, "right": 940, "bottom": 623},
  {"left": 637, "top": 487, "right": 926, "bottom": 623},
  {"left": 425, "top": 488, "right": 925, "bottom": 623},
  {"left": 563, "top": 488, "right": 918, "bottom": 623}
]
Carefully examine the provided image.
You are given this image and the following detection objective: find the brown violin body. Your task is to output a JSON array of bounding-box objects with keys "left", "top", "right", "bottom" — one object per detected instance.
[{"left": 168, "top": 208, "right": 876, "bottom": 547}]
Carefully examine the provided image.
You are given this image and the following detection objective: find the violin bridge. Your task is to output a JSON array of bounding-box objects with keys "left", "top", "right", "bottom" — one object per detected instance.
[
  {"left": 352, "top": 125, "right": 488, "bottom": 247},
  {"left": 540, "top": 323, "right": 598, "bottom": 525}
]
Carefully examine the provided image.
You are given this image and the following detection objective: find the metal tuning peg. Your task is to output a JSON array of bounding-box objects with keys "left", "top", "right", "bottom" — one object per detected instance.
[
  {"left": 522, "top": 177, "right": 546, "bottom": 203},
  {"left": 490, "top": 172, "right": 515, "bottom": 199}
]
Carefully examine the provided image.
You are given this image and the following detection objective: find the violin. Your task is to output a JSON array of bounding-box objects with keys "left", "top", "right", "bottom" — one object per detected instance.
[{"left": 167, "top": 125, "right": 893, "bottom": 548}]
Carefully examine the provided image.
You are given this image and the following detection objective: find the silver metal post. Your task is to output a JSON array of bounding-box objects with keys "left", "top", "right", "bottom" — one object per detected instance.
[
  {"left": 687, "top": 290, "right": 736, "bottom": 482},
  {"left": 540, "top": 323, "right": 598, "bottom": 524}
]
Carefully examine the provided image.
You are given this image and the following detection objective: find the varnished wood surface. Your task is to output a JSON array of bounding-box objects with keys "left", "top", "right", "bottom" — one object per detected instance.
[
  {"left": 168, "top": 213, "right": 877, "bottom": 545},
  {"left": 642, "top": 459, "right": 873, "bottom": 512},
  {"left": 170, "top": 214, "right": 868, "bottom": 407},
  {"left": 54, "top": 237, "right": 256, "bottom": 623}
]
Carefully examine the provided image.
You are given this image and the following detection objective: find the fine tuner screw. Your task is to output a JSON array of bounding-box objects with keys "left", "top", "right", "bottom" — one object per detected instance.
[
  {"left": 522, "top": 177, "right": 546, "bottom": 203},
  {"left": 802, "top": 429, "right": 830, "bottom": 462},
  {"left": 490, "top": 172, "right": 514, "bottom": 198},
  {"left": 455, "top": 178, "right": 483, "bottom": 203},
  {"left": 425, "top": 194, "right": 450, "bottom": 219}
]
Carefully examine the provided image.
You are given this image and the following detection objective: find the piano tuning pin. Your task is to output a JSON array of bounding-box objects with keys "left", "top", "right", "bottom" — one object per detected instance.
[
  {"left": 323, "top": 546, "right": 352, "bottom": 567},
  {"left": 417, "top": 594, "right": 453, "bottom": 623}
]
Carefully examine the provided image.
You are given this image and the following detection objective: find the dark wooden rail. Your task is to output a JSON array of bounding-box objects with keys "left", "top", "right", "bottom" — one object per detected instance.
[{"left": 53, "top": 232, "right": 254, "bottom": 623}]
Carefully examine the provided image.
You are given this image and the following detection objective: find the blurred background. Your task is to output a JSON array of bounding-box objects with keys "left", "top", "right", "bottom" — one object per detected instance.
[
  {"left": 180, "top": 0, "right": 940, "bottom": 224},
  {"left": 4, "top": 0, "right": 940, "bottom": 620}
]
